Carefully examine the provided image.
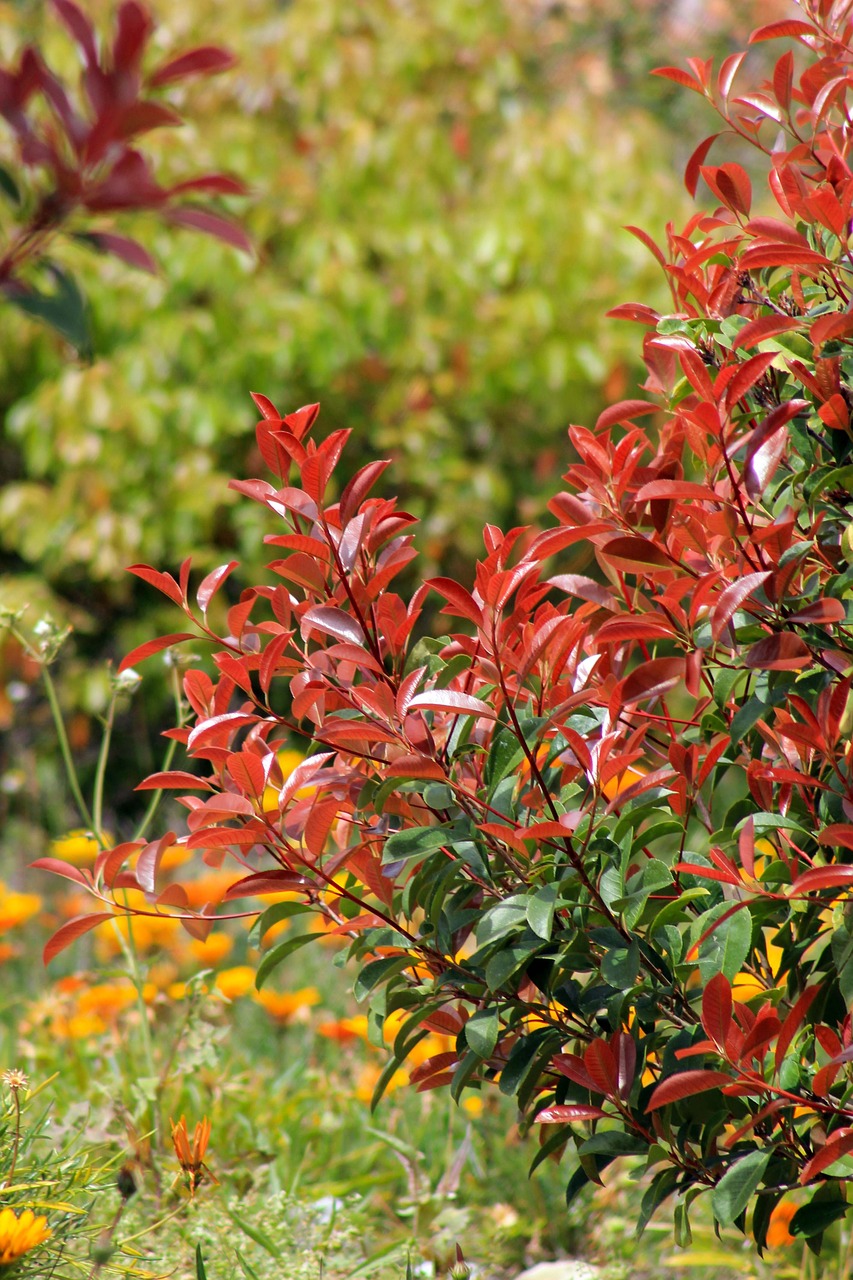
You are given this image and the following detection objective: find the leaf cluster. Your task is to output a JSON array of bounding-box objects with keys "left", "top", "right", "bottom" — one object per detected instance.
[{"left": 38, "top": 0, "right": 853, "bottom": 1257}]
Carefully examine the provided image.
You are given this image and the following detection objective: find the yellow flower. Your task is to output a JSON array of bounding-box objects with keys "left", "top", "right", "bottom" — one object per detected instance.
[
  {"left": 462, "top": 1095, "right": 483, "bottom": 1117},
  {"left": 255, "top": 986, "right": 320, "bottom": 1022},
  {"left": 0, "top": 886, "right": 42, "bottom": 934},
  {"left": 0, "top": 1207, "right": 51, "bottom": 1265},
  {"left": 215, "top": 966, "right": 255, "bottom": 1000},
  {"left": 50, "top": 829, "right": 101, "bottom": 864}
]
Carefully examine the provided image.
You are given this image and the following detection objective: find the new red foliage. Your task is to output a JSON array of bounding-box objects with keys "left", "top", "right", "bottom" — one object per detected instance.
[{"left": 38, "top": 0, "right": 853, "bottom": 1254}]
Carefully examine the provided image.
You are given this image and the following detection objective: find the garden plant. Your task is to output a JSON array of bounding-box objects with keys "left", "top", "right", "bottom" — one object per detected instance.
[{"left": 25, "top": 0, "right": 853, "bottom": 1270}]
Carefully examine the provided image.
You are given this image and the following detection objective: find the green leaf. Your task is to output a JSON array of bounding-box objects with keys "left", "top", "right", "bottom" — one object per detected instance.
[
  {"left": 600, "top": 939, "right": 640, "bottom": 989},
  {"left": 0, "top": 164, "right": 21, "bottom": 205},
  {"left": 382, "top": 825, "right": 449, "bottom": 865},
  {"left": 228, "top": 1211, "right": 280, "bottom": 1257},
  {"left": 712, "top": 1148, "right": 772, "bottom": 1227},
  {"left": 7, "top": 263, "right": 92, "bottom": 356},
  {"left": 527, "top": 882, "right": 559, "bottom": 940},
  {"left": 694, "top": 902, "right": 752, "bottom": 983},
  {"left": 790, "top": 1195, "right": 849, "bottom": 1238},
  {"left": 499, "top": 1029, "right": 560, "bottom": 1097},
  {"left": 485, "top": 937, "right": 542, "bottom": 991},
  {"left": 579, "top": 1131, "right": 647, "bottom": 1158},
  {"left": 195, "top": 1245, "right": 208, "bottom": 1280},
  {"left": 729, "top": 696, "right": 769, "bottom": 743},
  {"left": 475, "top": 894, "right": 529, "bottom": 946},
  {"left": 465, "top": 1007, "right": 499, "bottom": 1059},
  {"left": 353, "top": 956, "right": 411, "bottom": 1002},
  {"left": 248, "top": 899, "right": 313, "bottom": 944},
  {"left": 255, "top": 932, "right": 322, "bottom": 990}
]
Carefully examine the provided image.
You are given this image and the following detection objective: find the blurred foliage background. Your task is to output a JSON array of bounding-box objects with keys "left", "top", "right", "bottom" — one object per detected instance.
[{"left": 0, "top": 0, "right": 789, "bottom": 851}]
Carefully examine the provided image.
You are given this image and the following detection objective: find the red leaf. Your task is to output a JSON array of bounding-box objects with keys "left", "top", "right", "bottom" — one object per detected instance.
[
  {"left": 169, "top": 174, "right": 247, "bottom": 197},
  {"left": 646, "top": 1069, "right": 733, "bottom": 1110},
  {"left": 605, "top": 303, "right": 661, "bottom": 325},
  {"left": 551, "top": 1053, "right": 597, "bottom": 1092},
  {"left": 816, "top": 825, "right": 853, "bottom": 851},
  {"left": 733, "top": 315, "right": 801, "bottom": 351},
  {"left": 127, "top": 563, "right": 185, "bottom": 604},
  {"left": 223, "top": 871, "right": 309, "bottom": 899},
  {"left": 135, "top": 771, "right": 214, "bottom": 791},
  {"left": 800, "top": 1130, "right": 853, "bottom": 1184},
  {"left": 385, "top": 754, "right": 446, "bottom": 781},
  {"left": 594, "top": 399, "right": 659, "bottom": 432},
  {"left": 790, "top": 866, "right": 853, "bottom": 895},
  {"left": 749, "top": 20, "right": 817, "bottom": 44},
  {"left": 43, "top": 912, "right": 115, "bottom": 965},
  {"left": 685, "top": 133, "right": 722, "bottom": 197},
  {"left": 87, "top": 232, "right": 157, "bottom": 273},
  {"left": 775, "top": 986, "right": 820, "bottom": 1071},
  {"left": 29, "top": 857, "right": 90, "bottom": 887},
  {"left": 251, "top": 392, "right": 281, "bottom": 421},
  {"left": 167, "top": 207, "right": 252, "bottom": 255},
  {"left": 148, "top": 45, "right": 237, "bottom": 87},
  {"left": 118, "top": 632, "right": 197, "bottom": 673},
  {"left": 427, "top": 577, "right": 483, "bottom": 626},
  {"left": 702, "top": 973, "right": 733, "bottom": 1049},
  {"left": 197, "top": 560, "right": 239, "bottom": 613},
  {"left": 634, "top": 480, "right": 718, "bottom": 501},
  {"left": 744, "top": 633, "right": 812, "bottom": 671},
  {"left": 650, "top": 66, "right": 705, "bottom": 94},
  {"left": 52, "top": 0, "right": 97, "bottom": 64},
  {"left": 534, "top": 1105, "right": 607, "bottom": 1124},
  {"left": 618, "top": 657, "right": 683, "bottom": 706},
  {"left": 744, "top": 400, "right": 809, "bottom": 499},
  {"left": 598, "top": 536, "right": 672, "bottom": 571},
  {"left": 408, "top": 690, "right": 497, "bottom": 719},
  {"left": 718, "top": 52, "right": 747, "bottom": 101},
  {"left": 137, "top": 831, "right": 177, "bottom": 895},
  {"left": 301, "top": 606, "right": 366, "bottom": 647},
  {"left": 584, "top": 1039, "right": 618, "bottom": 1098},
  {"left": 711, "top": 571, "right": 771, "bottom": 641}
]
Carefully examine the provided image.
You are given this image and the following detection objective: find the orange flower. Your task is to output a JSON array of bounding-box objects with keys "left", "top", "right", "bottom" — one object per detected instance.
[
  {"left": 189, "top": 933, "right": 234, "bottom": 966},
  {"left": 766, "top": 1198, "right": 797, "bottom": 1248},
  {"left": 317, "top": 1016, "right": 368, "bottom": 1043},
  {"left": 255, "top": 986, "right": 320, "bottom": 1022},
  {"left": 170, "top": 1116, "right": 217, "bottom": 1196},
  {"left": 0, "top": 1207, "right": 51, "bottom": 1265}
]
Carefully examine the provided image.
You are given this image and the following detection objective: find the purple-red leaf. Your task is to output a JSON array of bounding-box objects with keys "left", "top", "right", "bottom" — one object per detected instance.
[
  {"left": 534, "top": 1104, "right": 607, "bottom": 1124},
  {"left": 148, "top": 45, "right": 237, "bottom": 87},
  {"left": 646, "top": 1070, "right": 733, "bottom": 1110},
  {"left": 43, "top": 912, "right": 115, "bottom": 965}
]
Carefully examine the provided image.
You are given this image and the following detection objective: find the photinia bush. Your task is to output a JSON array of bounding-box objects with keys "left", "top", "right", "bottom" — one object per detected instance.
[
  {"left": 0, "top": 0, "right": 249, "bottom": 354},
  {"left": 40, "top": 1, "right": 853, "bottom": 1254}
]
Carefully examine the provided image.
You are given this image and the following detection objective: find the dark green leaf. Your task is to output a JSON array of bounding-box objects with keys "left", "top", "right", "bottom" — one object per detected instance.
[
  {"left": 712, "top": 1148, "right": 772, "bottom": 1227},
  {"left": 6, "top": 263, "right": 92, "bottom": 356},
  {"left": 255, "top": 932, "right": 322, "bottom": 990},
  {"left": 465, "top": 1007, "right": 499, "bottom": 1059}
]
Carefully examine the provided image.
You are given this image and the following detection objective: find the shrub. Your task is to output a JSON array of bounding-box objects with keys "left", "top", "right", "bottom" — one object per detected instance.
[{"left": 42, "top": 2, "right": 853, "bottom": 1257}]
